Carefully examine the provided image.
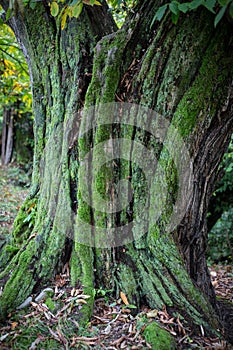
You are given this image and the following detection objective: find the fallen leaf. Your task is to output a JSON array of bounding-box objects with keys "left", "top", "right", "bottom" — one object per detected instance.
[
  {"left": 11, "top": 322, "right": 18, "bottom": 330},
  {"left": 210, "top": 271, "right": 217, "bottom": 277},
  {"left": 0, "top": 333, "right": 9, "bottom": 342},
  {"left": 120, "top": 291, "right": 129, "bottom": 305},
  {"left": 76, "top": 299, "right": 87, "bottom": 304},
  {"left": 102, "top": 324, "right": 112, "bottom": 334},
  {"left": 146, "top": 309, "right": 158, "bottom": 318}
]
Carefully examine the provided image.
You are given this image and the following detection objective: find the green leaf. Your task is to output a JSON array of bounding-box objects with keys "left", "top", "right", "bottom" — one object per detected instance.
[
  {"left": 171, "top": 11, "right": 180, "bottom": 23},
  {"left": 188, "top": 0, "right": 204, "bottom": 10},
  {"left": 126, "top": 304, "right": 137, "bottom": 309},
  {"left": 154, "top": 4, "right": 168, "bottom": 22},
  {"left": 229, "top": 1, "right": 233, "bottom": 18},
  {"left": 72, "top": 2, "right": 83, "bottom": 18},
  {"left": 6, "top": 8, "right": 12, "bottom": 21},
  {"left": 50, "top": 1, "right": 59, "bottom": 17},
  {"left": 88, "top": 0, "right": 102, "bottom": 5},
  {"left": 214, "top": 4, "right": 227, "bottom": 26},
  {"left": 178, "top": 3, "right": 190, "bottom": 13},
  {"left": 169, "top": 1, "right": 179, "bottom": 14},
  {"left": 217, "top": 0, "right": 229, "bottom": 5},
  {"left": 29, "top": 1, "right": 38, "bottom": 10},
  {"left": 203, "top": 0, "right": 216, "bottom": 13}
]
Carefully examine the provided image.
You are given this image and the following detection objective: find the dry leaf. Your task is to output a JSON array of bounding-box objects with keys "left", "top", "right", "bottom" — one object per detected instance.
[
  {"left": 0, "top": 333, "right": 10, "bottom": 342},
  {"left": 76, "top": 299, "right": 87, "bottom": 304},
  {"left": 146, "top": 309, "right": 158, "bottom": 318},
  {"left": 102, "top": 324, "right": 112, "bottom": 334},
  {"left": 11, "top": 322, "right": 18, "bottom": 330},
  {"left": 71, "top": 288, "right": 76, "bottom": 297},
  {"left": 210, "top": 271, "right": 217, "bottom": 277},
  {"left": 76, "top": 294, "right": 90, "bottom": 299},
  {"left": 120, "top": 291, "right": 129, "bottom": 305}
]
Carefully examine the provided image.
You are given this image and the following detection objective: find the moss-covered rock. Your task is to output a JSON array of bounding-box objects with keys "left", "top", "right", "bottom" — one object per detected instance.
[{"left": 143, "top": 322, "right": 176, "bottom": 350}]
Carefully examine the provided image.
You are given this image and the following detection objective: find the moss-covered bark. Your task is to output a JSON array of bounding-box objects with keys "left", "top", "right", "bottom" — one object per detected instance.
[
  {"left": 0, "top": 0, "right": 232, "bottom": 342},
  {"left": 0, "top": 0, "right": 116, "bottom": 317}
]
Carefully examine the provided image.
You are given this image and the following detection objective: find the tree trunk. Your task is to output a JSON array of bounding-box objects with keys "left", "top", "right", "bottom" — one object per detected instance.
[
  {"left": 1, "top": 107, "right": 14, "bottom": 165},
  {"left": 1, "top": 108, "right": 7, "bottom": 165},
  {"left": 0, "top": 0, "right": 232, "bottom": 340}
]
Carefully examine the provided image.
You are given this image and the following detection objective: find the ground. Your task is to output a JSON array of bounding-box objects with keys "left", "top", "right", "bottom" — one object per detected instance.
[
  {"left": 0, "top": 164, "right": 233, "bottom": 349},
  {"left": 0, "top": 164, "right": 29, "bottom": 249}
]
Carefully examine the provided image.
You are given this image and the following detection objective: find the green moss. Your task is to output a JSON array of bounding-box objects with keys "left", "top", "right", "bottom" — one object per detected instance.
[
  {"left": 146, "top": 236, "right": 219, "bottom": 330},
  {"left": 45, "top": 297, "right": 56, "bottom": 311},
  {"left": 85, "top": 30, "right": 128, "bottom": 107},
  {"left": 143, "top": 322, "right": 176, "bottom": 350},
  {"left": 12, "top": 197, "right": 38, "bottom": 243},
  {"left": 115, "top": 263, "right": 138, "bottom": 304},
  {"left": 0, "top": 244, "right": 36, "bottom": 319},
  {"left": 71, "top": 243, "right": 94, "bottom": 325},
  {"left": 4, "top": 245, "right": 19, "bottom": 254},
  {"left": 173, "top": 27, "right": 231, "bottom": 138}
]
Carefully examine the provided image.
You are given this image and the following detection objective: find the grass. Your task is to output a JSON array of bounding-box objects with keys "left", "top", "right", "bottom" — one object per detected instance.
[{"left": 0, "top": 164, "right": 30, "bottom": 249}]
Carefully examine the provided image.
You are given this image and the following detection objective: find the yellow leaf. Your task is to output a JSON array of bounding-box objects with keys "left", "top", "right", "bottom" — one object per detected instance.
[
  {"left": 50, "top": 1, "right": 59, "bottom": 17},
  {"left": 27, "top": 202, "right": 36, "bottom": 213},
  {"left": 4, "top": 59, "right": 16, "bottom": 70},
  {"left": 61, "top": 10, "right": 68, "bottom": 30},
  {"left": 120, "top": 291, "right": 129, "bottom": 305},
  {"left": 3, "top": 69, "right": 15, "bottom": 78},
  {"left": 14, "top": 85, "right": 23, "bottom": 93},
  {"left": 22, "top": 95, "right": 27, "bottom": 102}
]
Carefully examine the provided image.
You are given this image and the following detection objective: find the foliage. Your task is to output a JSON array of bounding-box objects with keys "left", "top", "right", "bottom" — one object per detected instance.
[
  {"left": 107, "top": 0, "right": 136, "bottom": 27},
  {"left": 0, "top": 21, "right": 33, "bottom": 164},
  {"left": 2, "top": 0, "right": 232, "bottom": 30},
  {"left": 207, "top": 208, "right": 233, "bottom": 263},
  {"left": 49, "top": 0, "right": 102, "bottom": 30},
  {"left": 208, "top": 136, "right": 233, "bottom": 263},
  {"left": 152, "top": 0, "right": 233, "bottom": 26},
  {"left": 215, "top": 135, "right": 233, "bottom": 198},
  {"left": 22, "top": 202, "right": 37, "bottom": 228},
  {"left": 3, "top": 0, "right": 101, "bottom": 30},
  {"left": 0, "top": 23, "right": 32, "bottom": 115}
]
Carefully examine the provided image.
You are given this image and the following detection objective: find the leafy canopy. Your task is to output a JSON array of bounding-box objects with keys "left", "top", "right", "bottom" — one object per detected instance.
[
  {"left": 153, "top": 0, "right": 233, "bottom": 26},
  {"left": 1, "top": 0, "right": 232, "bottom": 30}
]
